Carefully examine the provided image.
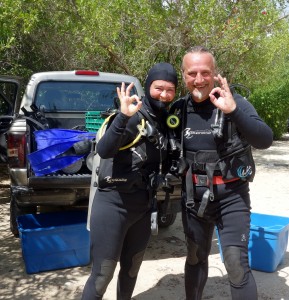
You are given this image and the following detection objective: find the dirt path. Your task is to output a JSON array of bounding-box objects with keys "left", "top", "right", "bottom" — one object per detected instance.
[{"left": 0, "top": 135, "right": 289, "bottom": 300}]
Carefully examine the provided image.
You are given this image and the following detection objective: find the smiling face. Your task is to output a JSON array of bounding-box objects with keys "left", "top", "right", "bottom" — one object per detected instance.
[
  {"left": 149, "top": 80, "right": 176, "bottom": 104},
  {"left": 182, "top": 52, "right": 216, "bottom": 102}
]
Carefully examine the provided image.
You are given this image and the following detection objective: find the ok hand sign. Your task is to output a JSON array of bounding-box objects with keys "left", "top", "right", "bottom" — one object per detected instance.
[
  {"left": 209, "top": 74, "right": 237, "bottom": 114},
  {"left": 117, "top": 82, "right": 142, "bottom": 117}
]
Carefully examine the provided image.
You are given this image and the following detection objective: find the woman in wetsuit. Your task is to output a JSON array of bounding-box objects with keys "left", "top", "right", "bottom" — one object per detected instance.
[{"left": 81, "top": 63, "right": 178, "bottom": 300}]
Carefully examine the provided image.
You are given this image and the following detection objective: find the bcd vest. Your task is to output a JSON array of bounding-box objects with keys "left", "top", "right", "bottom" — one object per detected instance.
[
  {"left": 96, "top": 108, "right": 169, "bottom": 193},
  {"left": 171, "top": 94, "right": 255, "bottom": 181},
  {"left": 170, "top": 94, "right": 255, "bottom": 217}
]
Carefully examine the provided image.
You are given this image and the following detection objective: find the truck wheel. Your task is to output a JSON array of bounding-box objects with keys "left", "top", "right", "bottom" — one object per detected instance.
[
  {"left": 10, "top": 195, "right": 37, "bottom": 237},
  {"left": 158, "top": 212, "right": 177, "bottom": 228}
]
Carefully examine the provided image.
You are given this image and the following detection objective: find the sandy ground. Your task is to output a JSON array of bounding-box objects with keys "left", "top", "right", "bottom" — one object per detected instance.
[{"left": 0, "top": 134, "right": 289, "bottom": 300}]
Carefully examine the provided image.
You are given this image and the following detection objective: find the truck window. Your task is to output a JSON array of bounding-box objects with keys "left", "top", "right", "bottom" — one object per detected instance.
[{"left": 34, "top": 81, "right": 137, "bottom": 112}]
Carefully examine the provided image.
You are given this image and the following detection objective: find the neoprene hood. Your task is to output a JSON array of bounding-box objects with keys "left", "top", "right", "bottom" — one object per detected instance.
[{"left": 144, "top": 63, "right": 178, "bottom": 111}]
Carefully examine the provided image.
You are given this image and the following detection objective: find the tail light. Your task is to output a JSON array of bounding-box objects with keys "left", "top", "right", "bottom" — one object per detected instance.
[
  {"left": 75, "top": 70, "right": 99, "bottom": 76},
  {"left": 7, "top": 133, "right": 26, "bottom": 168}
]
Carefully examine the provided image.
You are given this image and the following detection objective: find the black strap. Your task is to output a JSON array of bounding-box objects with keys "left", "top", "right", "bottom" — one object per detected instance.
[
  {"left": 197, "top": 190, "right": 210, "bottom": 217},
  {"left": 197, "top": 162, "right": 216, "bottom": 217},
  {"left": 18, "top": 115, "right": 48, "bottom": 130},
  {"left": 180, "top": 97, "right": 188, "bottom": 158},
  {"left": 185, "top": 164, "right": 195, "bottom": 209},
  {"left": 138, "top": 107, "right": 164, "bottom": 174},
  {"left": 138, "top": 106, "right": 158, "bottom": 127}
]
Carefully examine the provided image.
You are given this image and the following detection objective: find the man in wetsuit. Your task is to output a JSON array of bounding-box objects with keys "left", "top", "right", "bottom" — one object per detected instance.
[
  {"left": 81, "top": 63, "right": 178, "bottom": 300},
  {"left": 169, "top": 46, "right": 273, "bottom": 299}
]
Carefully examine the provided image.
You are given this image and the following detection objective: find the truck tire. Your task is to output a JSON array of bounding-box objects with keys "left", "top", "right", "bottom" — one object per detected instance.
[
  {"left": 10, "top": 194, "right": 37, "bottom": 237},
  {"left": 158, "top": 212, "right": 177, "bottom": 228}
]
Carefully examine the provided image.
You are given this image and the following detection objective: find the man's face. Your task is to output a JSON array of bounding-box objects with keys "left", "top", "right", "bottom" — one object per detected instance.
[{"left": 182, "top": 52, "right": 215, "bottom": 102}]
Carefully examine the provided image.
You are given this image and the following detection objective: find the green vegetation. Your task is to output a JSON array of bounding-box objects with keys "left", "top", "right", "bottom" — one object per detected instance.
[
  {"left": 250, "top": 75, "right": 289, "bottom": 139},
  {"left": 1, "top": 0, "right": 289, "bottom": 138}
]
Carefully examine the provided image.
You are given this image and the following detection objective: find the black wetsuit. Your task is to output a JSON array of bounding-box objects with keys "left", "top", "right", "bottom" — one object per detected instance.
[
  {"left": 170, "top": 94, "right": 273, "bottom": 300},
  {"left": 81, "top": 99, "right": 169, "bottom": 300}
]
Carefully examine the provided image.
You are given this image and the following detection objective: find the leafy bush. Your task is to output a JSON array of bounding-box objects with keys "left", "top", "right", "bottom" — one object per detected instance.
[{"left": 250, "top": 80, "right": 289, "bottom": 140}]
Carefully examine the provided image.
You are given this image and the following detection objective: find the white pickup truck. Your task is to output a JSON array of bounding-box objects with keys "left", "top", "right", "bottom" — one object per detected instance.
[{"left": 0, "top": 70, "right": 181, "bottom": 236}]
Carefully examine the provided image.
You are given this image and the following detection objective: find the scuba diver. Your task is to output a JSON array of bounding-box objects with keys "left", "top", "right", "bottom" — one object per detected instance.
[
  {"left": 169, "top": 46, "right": 273, "bottom": 300},
  {"left": 81, "top": 62, "right": 178, "bottom": 300}
]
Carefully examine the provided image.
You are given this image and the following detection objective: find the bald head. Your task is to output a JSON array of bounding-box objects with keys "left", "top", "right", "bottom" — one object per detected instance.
[
  {"left": 181, "top": 46, "right": 216, "bottom": 102},
  {"left": 181, "top": 46, "right": 216, "bottom": 72}
]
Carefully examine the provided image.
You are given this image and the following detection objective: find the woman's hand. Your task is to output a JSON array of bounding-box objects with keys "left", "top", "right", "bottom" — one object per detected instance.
[
  {"left": 209, "top": 74, "right": 236, "bottom": 114},
  {"left": 117, "top": 82, "right": 142, "bottom": 117}
]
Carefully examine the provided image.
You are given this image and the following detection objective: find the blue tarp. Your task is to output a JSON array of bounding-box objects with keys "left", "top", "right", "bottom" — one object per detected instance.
[{"left": 28, "top": 129, "right": 95, "bottom": 176}]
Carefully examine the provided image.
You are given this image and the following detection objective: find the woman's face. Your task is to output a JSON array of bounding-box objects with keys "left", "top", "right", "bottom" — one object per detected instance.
[{"left": 149, "top": 80, "right": 176, "bottom": 104}]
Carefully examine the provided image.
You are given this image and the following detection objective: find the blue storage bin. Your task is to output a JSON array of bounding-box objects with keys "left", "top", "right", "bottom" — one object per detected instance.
[
  {"left": 17, "top": 210, "right": 90, "bottom": 274},
  {"left": 216, "top": 212, "right": 289, "bottom": 272}
]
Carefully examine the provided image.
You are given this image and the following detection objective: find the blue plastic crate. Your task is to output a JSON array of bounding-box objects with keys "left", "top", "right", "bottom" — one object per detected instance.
[
  {"left": 17, "top": 211, "right": 90, "bottom": 274},
  {"left": 216, "top": 212, "right": 289, "bottom": 272}
]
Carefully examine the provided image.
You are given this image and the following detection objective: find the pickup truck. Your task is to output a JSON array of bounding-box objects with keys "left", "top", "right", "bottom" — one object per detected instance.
[{"left": 0, "top": 71, "right": 181, "bottom": 236}]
